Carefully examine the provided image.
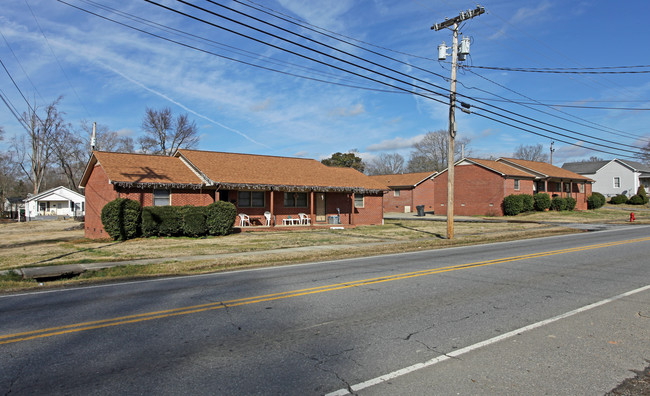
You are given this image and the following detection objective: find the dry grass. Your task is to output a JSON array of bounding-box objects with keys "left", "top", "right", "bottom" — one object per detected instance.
[{"left": 1, "top": 218, "right": 566, "bottom": 272}]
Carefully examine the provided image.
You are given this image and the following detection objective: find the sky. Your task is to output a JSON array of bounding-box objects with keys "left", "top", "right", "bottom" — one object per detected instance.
[{"left": 1, "top": 0, "right": 649, "bottom": 168}]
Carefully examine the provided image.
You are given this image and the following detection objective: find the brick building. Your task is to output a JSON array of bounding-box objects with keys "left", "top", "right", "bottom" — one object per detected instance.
[
  {"left": 433, "top": 158, "right": 592, "bottom": 216},
  {"left": 369, "top": 172, "right": 436, "bottom": 213},
  {"left": 80, "top": 150, "right": 387, "bottom": 239}
]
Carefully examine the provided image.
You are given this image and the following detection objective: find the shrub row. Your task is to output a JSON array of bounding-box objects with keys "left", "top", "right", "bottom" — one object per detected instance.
[
  {"left": 101, "top": 199, "right": 237, "bottom": 240},
  {"left": 503, "top": 193, "right": 581, "bottom": 216},
  {"left": 503, "top": 193, "right": 550, "bottom": 216},
  {"left": 609, "top": 186, "right": 649, "bottom": 205}
]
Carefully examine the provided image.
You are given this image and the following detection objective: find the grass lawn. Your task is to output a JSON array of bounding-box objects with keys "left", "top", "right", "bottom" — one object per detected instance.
[{"left": 0, "top": 204, "right": 646, "bottom": 291}]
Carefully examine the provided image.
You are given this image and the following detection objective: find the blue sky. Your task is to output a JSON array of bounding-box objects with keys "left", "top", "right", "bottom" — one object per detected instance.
[{"left": 1, "top": 0, "right": 649, "bottom": 166}]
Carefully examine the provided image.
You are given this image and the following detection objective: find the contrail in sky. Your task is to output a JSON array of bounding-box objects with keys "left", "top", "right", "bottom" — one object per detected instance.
[{"left": 105, "top": 64, "right": 270, "bottom": 148}]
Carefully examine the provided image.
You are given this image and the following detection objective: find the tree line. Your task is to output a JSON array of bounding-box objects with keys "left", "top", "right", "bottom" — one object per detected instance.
[
  {"left": 0, "top": 97, "right": 199, "bottom": 216},
  {"left": 322, "top": 130, "right": 649, "bottom": 176}
]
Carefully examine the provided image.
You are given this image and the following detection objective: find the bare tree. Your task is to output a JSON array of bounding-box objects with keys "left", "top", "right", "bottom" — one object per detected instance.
[
  {"left": 79, "top": 120, "right": 135, "bottom": 153},
  {"left": 406, "top": 130, "right": 470, "bottom": 172},
  {"left": 365, "top": 153, "right": 405, "bottom": 175},
  {"left": 12, "top": 97, "right": 66, "bottom": 194},
  {"left": 138, "top": 107, "right": 200, "bottom": 156},
  {"left": 512, "top": 143, "right": 549, "bottom": 162}
]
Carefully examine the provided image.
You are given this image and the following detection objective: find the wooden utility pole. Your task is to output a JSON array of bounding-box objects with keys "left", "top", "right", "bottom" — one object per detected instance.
[
  {"left": 432, "top": 6, "right": 484, "bottom": 239},
  {"left": 550, "top": 141, "right": 555, "bottom": 165}
]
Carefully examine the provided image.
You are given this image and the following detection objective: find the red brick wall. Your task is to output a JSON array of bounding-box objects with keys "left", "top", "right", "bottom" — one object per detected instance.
[
  {"left": 434, "top": 164, "right": 516, "bottom": 216},
  {"left": 383, "top": 188, "right": 414, "bottom": 213},
  {"left": 412, "top": 178, "right": 435, "bottom": 212},
  {"left": 84, "top": 164, "right": 118, "bottom": 239},
  {"left": 352, "top": 193, "right": 384, "bottom": 225}
]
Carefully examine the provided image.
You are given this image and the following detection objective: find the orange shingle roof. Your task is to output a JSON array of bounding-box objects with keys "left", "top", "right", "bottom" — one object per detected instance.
[
  {"left": 368, "top": 172, "right": 435, "bottom": 188},
  {"left": 83, "top": 151, "right": 204, "bottom": 187},
  {"left": 498, "top": 158, "right": 593, "bottom": 181},
  {"left": 466, "top": 158, "right": 536, "bottom": 178},
  {"left": 177, "top": 149, "right": 388, "bottom": 192}
]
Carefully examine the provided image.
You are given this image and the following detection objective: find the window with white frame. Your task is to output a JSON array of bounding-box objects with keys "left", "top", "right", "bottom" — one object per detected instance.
[
  {"left": 153, "top": 189, "right": 170, "bottom": 206},
  {"left": 354, "top": 193, "right": 365, "bottom": 208},
  {"left": 238, "top": 191, "right": 265, "bottom": 207},
  {"left": 394, "top": 189, "right": 401, "bottom": 197},
  {"left": 614, "top": 177, "right": 621, "bottom": 188},
  {"left": 514, "top": 179, "right": 520, "bottom": 190},
  {"left": 284, "top": 192, "right": 307, "bottom": 207}
]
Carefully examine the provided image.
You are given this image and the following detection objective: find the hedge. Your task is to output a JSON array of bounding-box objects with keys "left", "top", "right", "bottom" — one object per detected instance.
[
  {"left": 101, "top": 198, "right": 142, "bottom": 240},
  {"left": 610, "top": 194, "right": 628, "bottom": 205},
  {"left": 587, "top": 192, "right": 606, "bottom": 209},
  {"left": 182, "top": 205, "right": 208, "bottom": 237},
  {"left": 635, "top": 185, "right": 648, "bottom": 204},
  {"left": 521, "top": 194, "right": 534, "bottom": 212},
  {"left": 206, "top": 201, "right": 237, "bottom": 236},
  {"left": 533, "top": 193, "right": 551, "bottom": 211},
  {"left": 141, "top": 206, "right": 184, "bottom": 237},
  {"left": 627, "top": 194, "right": 646, "bottom": 205},
  {"left": 550, "top": 196, "right": 568, "bottom": 211},
  {"left": 565, "top": 197, "right": 577, "bottom": 211},
  {"left": 502, "top": 194, "right": 524, "bottom": 216}
]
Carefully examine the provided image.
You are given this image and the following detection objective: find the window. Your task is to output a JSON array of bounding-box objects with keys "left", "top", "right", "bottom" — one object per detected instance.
[
  {"left": 238, "top": 191, "right": 265, "bottom": 207},
  {"left": 153, "top": 189, "right": 170, "bottom": 206},
  {"left": 284, "top": 192, "right": 308, "bottom": 207},
  {"left": 394, "top": 189, "right": 401, "bottom": 197},
  {"left": 514, "top": 179, "right": 520, "bottom": 190},
  {"left": 354, "top": 193, "right": 364, "bottom": 208},
  {"left": 564, "top": 183, "right": 571, "bottom": 193},
  {"left": 579, "top": 183, "right": 585, "bottom": 193},
  {"left": 614, "top": 177, "right": 620, "bottom": 188}
]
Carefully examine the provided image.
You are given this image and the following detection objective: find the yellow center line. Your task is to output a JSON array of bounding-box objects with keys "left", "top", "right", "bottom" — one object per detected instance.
[{"left": 2, "top": 236, "right": 649, "bottom": 345}]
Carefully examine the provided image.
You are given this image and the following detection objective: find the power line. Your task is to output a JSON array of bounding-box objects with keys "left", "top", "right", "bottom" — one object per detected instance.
[
  {"left": 465, "top": 64, "right": 650, "bottom": 74},
  {"left": 23, "top": 0, "right": 92, "bottom": 118},
  {"left": 161, "top": 0, "right": 642, "bottom": 155},
  {"left": 58, "top": 0, "right": 645, "bottom": 159}
]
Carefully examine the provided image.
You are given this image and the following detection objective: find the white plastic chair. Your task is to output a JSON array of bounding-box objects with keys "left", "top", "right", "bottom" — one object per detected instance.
[
  {"left": 298, "top": 213, "right": 311, "bottom": 225},
  {"left": 264, "top": 211, "right": 272, "bottom": 226},
  {"left": 238, "top": 213, "right": 251, "bottom": 227}
]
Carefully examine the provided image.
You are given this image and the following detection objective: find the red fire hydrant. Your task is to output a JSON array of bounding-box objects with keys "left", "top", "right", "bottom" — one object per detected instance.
[{"left": 630, "top": 212, "right": 635, "bottom": 222}]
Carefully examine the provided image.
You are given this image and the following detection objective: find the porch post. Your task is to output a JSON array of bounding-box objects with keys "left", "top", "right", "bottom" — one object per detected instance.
[
  {"left": 309, "top": 190, "right": 314, "bottom": 224},
  {"left": 270, "top": 189, "right": 275, "bottom": 226},
  {"left": 350, "top": 192, "right": 354, "bottom": 225}
]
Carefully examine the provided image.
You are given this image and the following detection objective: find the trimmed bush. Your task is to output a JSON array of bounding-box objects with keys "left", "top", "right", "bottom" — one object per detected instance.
[
  {"left": 550, "top": 196, "right": 568, "bottom": 211},
  {"left": 636, "top": 185, "right": 648, "bottom": 204},
  {"left": 610, "top": 194, "right": 628, "bottom": 205},
  {"left": 627, "top": 194, "right": 646, "bottom": 205},
  {"left": 533, "top": 193, "right": 551, "bottom": 211},
  {"left": 587, "top": 192, "right": 606, "bottom": 209},
  {"left": 182, "top": 205, "right": 208, "bottom": 237},
  {"left": 101, "top": 198, "right": 141, "bottom": 240},
  {"left": 141, "top": 206, "right": 183, "bottom": 237},
  {"left": 503, "top": 194, "right": 524, "bottom": 216},
  {"left": 521, "top": 194, "right": 534, "bottom": 212},
  {"left": 206, "top": 201, "right": 237, "bottom": 236},
  {"left": 565, "top": 197, "right": 577, "bottom": 211}
]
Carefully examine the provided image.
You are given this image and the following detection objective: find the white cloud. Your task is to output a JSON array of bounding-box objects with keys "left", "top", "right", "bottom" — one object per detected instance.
[{"left": 365, "top": 134, "right": 424, "bottom": 151}]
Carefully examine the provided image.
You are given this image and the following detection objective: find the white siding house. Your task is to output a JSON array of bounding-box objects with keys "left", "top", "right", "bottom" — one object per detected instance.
[
  {"left": 24, "top": 186, "right": 85, "bottom": 220},
  {"left": 562, "top": 159, "right": 650, "bottom": 197}
]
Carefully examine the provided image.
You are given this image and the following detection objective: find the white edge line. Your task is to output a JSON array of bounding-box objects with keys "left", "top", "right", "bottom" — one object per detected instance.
[
  {"left": 2, "top": 224, "right": 648, "bottom": 299},
  {"left": 326, "top": 284, "right": 650, "bottom": 396}
]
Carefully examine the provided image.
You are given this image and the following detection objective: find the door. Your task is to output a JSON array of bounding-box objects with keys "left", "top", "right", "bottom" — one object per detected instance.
[{"left": 315, "top": 193, "right": 326, "bottom": 222}]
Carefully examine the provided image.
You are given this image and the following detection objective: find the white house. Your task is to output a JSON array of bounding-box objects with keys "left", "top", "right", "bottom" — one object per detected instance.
[
  {"left": 562, "top": 159, "right": 650, "bottom": 197},
  {"left": 24, "top": 186, "right": 85, "bottom": 220}
]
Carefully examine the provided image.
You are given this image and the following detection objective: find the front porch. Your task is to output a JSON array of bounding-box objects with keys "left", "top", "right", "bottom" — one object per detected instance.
[{"left": 235, "top": 223, "right": 356, "bottom": 232}]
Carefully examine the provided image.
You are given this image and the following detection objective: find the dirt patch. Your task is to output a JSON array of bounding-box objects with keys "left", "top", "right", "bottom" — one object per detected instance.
[{"left": 605, "top": 362, "right": 650, "bottom": 395}]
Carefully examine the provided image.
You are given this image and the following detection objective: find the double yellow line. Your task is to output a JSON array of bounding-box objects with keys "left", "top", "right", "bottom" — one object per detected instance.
[{"left": 2, "top": 236, "right": 649, "bottom": 345}]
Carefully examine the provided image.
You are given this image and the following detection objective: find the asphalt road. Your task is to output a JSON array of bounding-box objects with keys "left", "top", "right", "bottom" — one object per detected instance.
[{"left": 1, "top": 225, "right": 649, "bottom": 395}]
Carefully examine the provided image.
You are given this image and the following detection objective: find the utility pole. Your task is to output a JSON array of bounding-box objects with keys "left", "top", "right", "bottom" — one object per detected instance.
[
  {"left": 432, "top": 5, "right": 485, "bottom": 239},
  {"left": 550, "top": 141, "right": 555, "bottom": 165}
]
